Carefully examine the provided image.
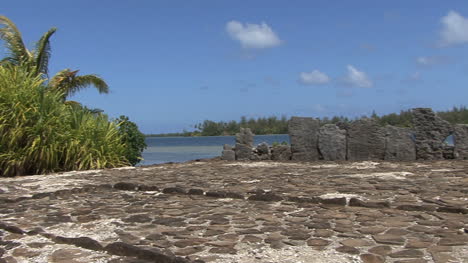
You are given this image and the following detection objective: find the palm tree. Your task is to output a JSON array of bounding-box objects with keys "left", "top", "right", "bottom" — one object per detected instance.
[{"left": 0, "top": 15, "right": 108, "bottom": 100}]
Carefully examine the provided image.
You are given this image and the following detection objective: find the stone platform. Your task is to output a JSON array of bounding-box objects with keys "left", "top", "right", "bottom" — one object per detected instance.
[{"left": 0, "top": 160, "right": 467, "bottom": 263}]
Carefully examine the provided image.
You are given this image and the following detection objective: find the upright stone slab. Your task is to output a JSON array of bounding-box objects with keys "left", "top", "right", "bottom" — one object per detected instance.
[
  {"left": 347, "top": 118, "right": 386, "bottom": 161},
  {"left": 271, "top": 145, "right": 292, "bottom": 161},
  {"left": 411, "top": 108, "right": 453, "bottom": 160},
  {"left": 454, "top": 124, "right": 468, "bottom": 160},
  {"left": 235, "top": 128, "right": 254, "bottom": 147},
  {"left": 384, "top": 126, "right": 416, "bottom": 161},
  {"left": 318, "top": 124, "right": 346, "bottom": 161},
  {"left": 234, "top": 128, "right": 254, "bottom": 160},
  {"left": 235, "top": 143, "right": 252, "bottom": 160},
  {"left": 288, "top": 117, "right": 320, "bottom": 161}
]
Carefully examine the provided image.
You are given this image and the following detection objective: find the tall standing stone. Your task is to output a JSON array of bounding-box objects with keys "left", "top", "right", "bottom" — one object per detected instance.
[
  {"left": 221, "top": 144, "right": 235, "bottom": 161},
  {"left": 384, "top": 126, "right": 416, "bottom": 161},
  {"left": 454, "top": 124, "right": 468, "bottom": 160},
  {"left": 235, "top": 128, "right": 254, "bottom": 146},
  {"left": 288, "top": 117, "right": 320, "bottom": 161},
  {"left": 271, "top": 145, "right": 292, "bottom": 161},
  {"left": 318, "top": 124, "right": 346, "bottom": 161},
  {"left": 347, "top": 118, "right": 386, "bottom": 161},
  {"left": 234, "top": 128, "right": 254, "bottom": 160},
  {"left": 411, "top": 108, "right": 453, "bottom": 160}
]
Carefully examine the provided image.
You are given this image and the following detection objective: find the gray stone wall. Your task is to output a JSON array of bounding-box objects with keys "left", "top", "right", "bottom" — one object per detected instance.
[
  {"left": 288, "top": 117, "right": 320, "bottom": 161},
  {"left": 347, "top": 118, "right": 386, "bottom": 161},
  {"left": 384, "top": 126, "right": 416, "bottom": 161},
  {"left": 454, "top": 124, "right": 468, "bottom": 159},
  {"left": 318, "top": 124, "right": 346, "bottom": 161},
  {"left": 411, "top": 108, "right": 453, "bottom": 160},
  {"left": 222, "top": 108, "right": 466, "bottom": 162}
]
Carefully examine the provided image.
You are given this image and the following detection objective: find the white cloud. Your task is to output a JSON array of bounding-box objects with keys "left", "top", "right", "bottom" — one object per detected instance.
[
  {"left": 416, "top": 56, "right": 450, "bottom": 66},
  {"left": 226, "top": 20, "right": 282, "bottom": 49},
  {"left": 299, "top": 70, "right": 330, "bottom": 85},
  {"left": 344, "top": 65, "right": 373, "bottom": 88},
  {"left": 409, "top": 71, "right": 421, "bottom": 81},
  {"left": 440, "top": 11, "right": 468, "bottom": 46}
]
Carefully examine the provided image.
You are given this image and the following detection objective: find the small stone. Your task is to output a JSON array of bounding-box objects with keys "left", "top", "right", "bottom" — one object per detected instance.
[
  {"left": 431, "top": 252, "right": 457, "bottom": 263},
  {"left": 368, "top": 245, "right": 392, "bottom": 256},
  {"left": 307, "top": 238, "right": 331, "bottom": 247},
  {"left": 314, "top": 229, "right": 334, "bottom": 238},
  {"left": 209, "top": 247, "right": 236, "bottom": 254},
  {"left": 174, "top": 238, "right": 207, "bottom": 248},
  {"left": 360, "top": 254, "right": 385, "bottom": 263},
  {"left": 162, "top": 187, "right": 186, "bottom": 194},
  {"left": 241, "top": 235, "right": 262, "bottom": 243},
  {"left": 437, "top": 236, "right": 467, "bottom": 246},
  {"left": 113, "top": 182, "right": 137, "bottom": 191},
  {"left": 319, "top": 197, "right": 346, "bottom": 206},
  {"left": 389, "top": 249, "right": 424, "bottom": 258},
  {"left": 385, "top": 228, "right": 409, "bottom": 236},
  {"left": 358, "top": 227, "right": 387, "bottom": 235},
  {"left": 12, "top": 247, "right": 41, "bottom": 258},
  {"left": 123, "top": 214, "right": 152, "bottom": 223},
  {"left": 53, "top": 236, "right": 103, "bottom": 251},
  {"left": 174, "top": 246, "right": 204, "bottom": 256},
  {"left": 405, "top": 239, "right": 433, "bottom": 249},
  {"left": 340, "top": 239, "right": 374, "bottom": 247},
  {"left": 335, "top": 245, "right": 360, "bottom": 254},
  {"left": 373, "top": 234, "right": 405, "bottom": 245},
  {"left": 394, "top": 260, "right": 428, "bottom": 263},
  {"left": 248, "top": 193, "right": 283, "bottom": 202}
]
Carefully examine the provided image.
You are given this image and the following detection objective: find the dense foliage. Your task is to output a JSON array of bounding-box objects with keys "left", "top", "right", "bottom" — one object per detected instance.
[
  {"left": 0, "top": 16, "right": 109, "bottom": 101},
  {"left": 0, "top": 67, "right": 128, "bottom": 176},
  {"left": 148, "top": 107, "right": 468, "bottom": 137},
  {"left": 0, "top": 16, "right": 147, "bottom": 176},
  {"left": 116, "top": 116, "right": 147, "bottom": 165}
]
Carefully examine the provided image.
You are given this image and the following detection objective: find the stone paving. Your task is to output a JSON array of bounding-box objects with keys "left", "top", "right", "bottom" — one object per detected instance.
[{"left": 0, "top": 159, "right": 467, "bottom": 263}]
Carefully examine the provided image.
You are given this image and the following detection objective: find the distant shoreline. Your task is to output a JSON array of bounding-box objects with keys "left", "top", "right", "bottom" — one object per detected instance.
[{"left": 145, "top": 133, "right": 288, "bottom": 138}]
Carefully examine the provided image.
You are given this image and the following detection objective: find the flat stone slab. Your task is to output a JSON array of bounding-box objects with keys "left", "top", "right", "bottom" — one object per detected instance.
[{"left": 0, "top": 160, "right": 467, "bottom": 263}]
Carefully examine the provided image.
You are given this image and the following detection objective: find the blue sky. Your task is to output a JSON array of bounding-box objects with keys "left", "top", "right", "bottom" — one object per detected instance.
[{"left": 2, "top": 1, "right": 468, "bottom": 133}]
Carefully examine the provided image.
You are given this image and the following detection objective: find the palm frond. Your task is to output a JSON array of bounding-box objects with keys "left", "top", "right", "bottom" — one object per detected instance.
[
  {"left": 50, "top": 69, "right": 109, "bottom": 99},
  {"left": 34, "top": 27, "right": 57, "bottom": 76},
  {"left": 0, "top": 15, "right": 29, "bottom": 65}
]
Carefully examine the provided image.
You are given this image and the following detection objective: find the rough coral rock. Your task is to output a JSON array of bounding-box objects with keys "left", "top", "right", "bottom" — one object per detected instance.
[
  {"left": 318, "top": 124, "right": 346, "bottom": 161},
  {"left": 271, "top": 145, "right": 292, "bottom": 161},
  {"left": 347, "top": 118, "right": 386, "bottom": 161},
  {"left": 454, "top": 124, "right": 468, "bottom": 159},
  {"left": 411, "top": 108, "right": 453, "bottom": 160},
  {"left": 384, "top": 126, "right": 416, "bottom": 161},
  {"left": 235, "top": 128, "right": 254, "bottom": 147},
  {"left": 289, "top": 117, "right": 320, "bottom": 161}
]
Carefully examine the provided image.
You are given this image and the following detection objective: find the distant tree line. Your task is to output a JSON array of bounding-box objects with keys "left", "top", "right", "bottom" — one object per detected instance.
[{"left": 147, "top": 106, "right": 468, "bottom": 137}]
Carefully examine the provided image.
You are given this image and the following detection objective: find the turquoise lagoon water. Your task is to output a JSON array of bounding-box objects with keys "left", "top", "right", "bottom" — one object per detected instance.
[{"left": 140, "top": 134, "right": 290, "bottom": 166}]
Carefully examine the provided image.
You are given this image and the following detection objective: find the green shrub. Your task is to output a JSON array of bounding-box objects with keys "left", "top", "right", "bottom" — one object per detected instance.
[
  {"left": 272, "top": 141, "right": 289, "bottom": 147},
  {"left": 0, "top": 66, "right": 128, "bottom": 176},
  {"left": 115, "top": 115, "right": 147, "bottom": 165}
]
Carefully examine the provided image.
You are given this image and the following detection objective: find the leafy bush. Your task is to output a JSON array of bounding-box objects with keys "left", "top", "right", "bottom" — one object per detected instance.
[
  {"left": 0, "top": 66, "right": 128, "bottom": 176},
  {"left": 115, "top": 115, "right": 147, "bottom": 165},
  {"left": 272, "top": 141, "right": 289, "bottom": 147}
]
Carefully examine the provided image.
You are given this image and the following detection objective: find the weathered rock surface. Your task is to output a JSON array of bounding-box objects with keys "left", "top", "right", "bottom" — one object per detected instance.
[
  {"left": 454, "top": 124, "right": 468, "bottom": 160},
  {"left": 221, "top": 150, "right": 235, "bottom": 161},
  {"left": 411, "top": 108, "right": 453, "bottom": 160},
  {"left": 234, "top": 143, "right": 252, "bottom": 161},
  {"left": 288, "top": 117, "right": 320, "bottom": 161},
  {"left": 384, "top": 126, "right": 416, "bottom": 161},
  {"left": 347, "top": 119, "right": 386, "bottom": 161},
  {"left": 318, "top": 124, "right": 346, "bottom": 161},
  {"left": 0, "top": 160, "right": 467, "bottom": 263},
  {"left": 255, "top": 142, "right": 270, "bottom": 155},
  {"left": 235, "top": 128, "right": 254, "bottom": 147},
  {"left": 270, "top": 145, "right": 292, "bottom": 161}
]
